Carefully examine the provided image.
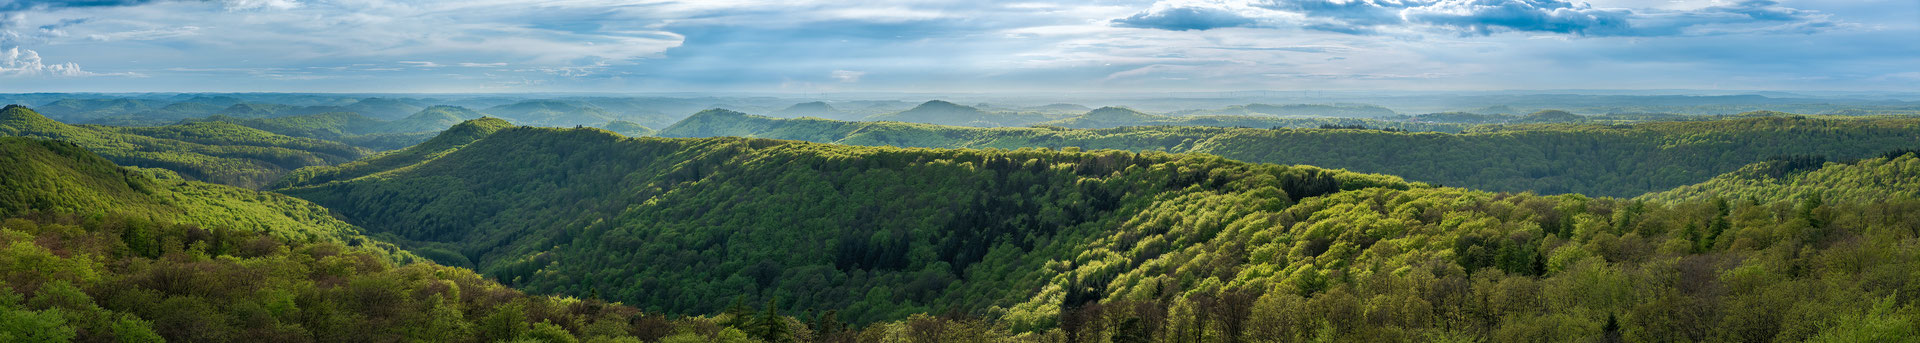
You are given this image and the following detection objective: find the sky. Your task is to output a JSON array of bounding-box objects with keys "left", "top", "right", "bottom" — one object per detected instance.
[{"left": 0, "top": 0, "right": 1914, "bottom": 93}]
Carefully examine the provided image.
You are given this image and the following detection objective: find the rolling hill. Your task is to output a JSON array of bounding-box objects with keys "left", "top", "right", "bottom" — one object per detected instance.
[
  {"left": 1171, "top": 103, "right": 1398, "bottom": 117},
  {"left": 865, "top": 100, "right": 1065, "bottom": 127},
  {"left": 0, "top": 136, "right": 781, "bottom": 342},
  {"left": 278, "top": 120, "right": 1416, "bottom": 324},
  {"left": 1640, "top": 150, "right": 1920, "bottom": 203},
  {"left": 1037, "top": 106, "right": 1471, "bottom": 131},
  {"left": 1, "top": 105, "right": 369, "bottom": 188},
  {"left": 484, "top": 100, "right": 620, "bottom": 127},
  {"left": 771, "top": 101, "right": 859, "bottom": 120},
  {"left": 274, "top": 120, "right": 1920, "bottom": 341},
  {"left": 659, "top": 110, "right": 1920, "bottom": 197},
  {"left": 342, "top": 97, "right": 428, "bottom": 120},
  {"left": 599, "top": 120, "right": 655, "bottom": 137}
]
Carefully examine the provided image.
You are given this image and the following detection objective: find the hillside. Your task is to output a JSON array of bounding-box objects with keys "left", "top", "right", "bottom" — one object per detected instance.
[
  {"left": 660, "top": 111, "right": 1920, "bottom": 197},
  {"left": 1173, "top": 103, "right": 1398, "bottom": 117},
  {"left": 484, "top": 100, "right": 619, "bottom": 127},
  {"left": 0, "top": 136, "right": 800, "bottom": 343},
  {"left": 30, "top": 98, "right": 167, "bottom": 122},
  {"left": 181, "top": 107, "right": 469, "bottom": 151},
  {"left": 278, "top": 122, "right": 1920, "bottom": 341},
  {"left": 1640, "top": 150, "right": 1920, "bottom": 203},
  {"left": 1038, "top": 106, "right": 1470, "bottom": 132},
  {"left": 87, "top": 101, "right": 228, "bottom": 126},
  {"left": 389, "top": 105, "right": 481, "bottom": 132},
  {"left": 181, "top": 112, "right": 388, "bottom": 141},
  {"left": 1, "top": 105, "right": 370, "bottom": 188},
  {"left": 0, "top": 137, "right": 403, "bottom": 254},
  {"left": 599, "top": 120, "right": 655, "bottom": 137},
  {"left": 271, "top": 117, "right": 514, "bottom": 189},
  {"left": 771, "top": 101, "right": 859, "bottom": 120},
  {"left": 865, "top": 100, "right": 1064, "bottom": 127},
  {"left": 278, "top": 123, "right": 1416, "bottom": 324},
  {"left": 343, "top": 97, "right": 427, "bottom": 120}
]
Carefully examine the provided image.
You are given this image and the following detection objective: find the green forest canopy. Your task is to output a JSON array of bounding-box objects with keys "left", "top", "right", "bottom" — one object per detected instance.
[
  {"left": 657, "top": 109, "right": 1920, "bottom": 198},
  {"left": 1, "top": 105, "right": 370, "bottom": 189},
  {"left": 277, "top": 120, "right": 1920, "bottom": 341},
  {"left": 0, "top": 136, "right": 841, "bottom": 343}
]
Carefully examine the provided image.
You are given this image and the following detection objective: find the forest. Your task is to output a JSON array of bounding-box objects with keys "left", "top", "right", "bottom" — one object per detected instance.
[
  {"left": 4, "top": 101, "right": 1920, "bottom": 342},
  {"left": 658, "top": 109, "right": 1920, "bottom": 197},
  {"left": 264, "top": 119, "right": 1920, "bottom": 341}
]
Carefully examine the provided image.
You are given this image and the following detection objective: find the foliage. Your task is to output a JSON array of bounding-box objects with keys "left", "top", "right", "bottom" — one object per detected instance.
[
  {"left": 283, "top": 119, "right": 1920, "bottom": 341},
  {"left": 269, "top": 118, "right": 513, "bottom": 189},
  {"left": 660, "top": 109, "right": 1920, "bottom": 197},
  {"left": 1, "top": 105, "right": 369, "bottom": 188},
  {"left": 1641, "top": 151, "right": 1920, "bottom": 204},
  {"left": 1037, "top": 107, "right": 1468, "bottom": 132},
  {"left": 280, "top": 124, "right": 1411, "bottom": 325}
]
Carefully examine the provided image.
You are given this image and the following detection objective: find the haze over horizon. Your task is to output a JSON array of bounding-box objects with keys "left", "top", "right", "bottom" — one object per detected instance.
[{"left": 1, "top": 0, "right": 1916, "bottom": 93}]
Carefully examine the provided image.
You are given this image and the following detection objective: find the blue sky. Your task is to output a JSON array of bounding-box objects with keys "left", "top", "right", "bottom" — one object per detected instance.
[{"left": 0, "top": 0, "right": 1914, "bottom": 93}]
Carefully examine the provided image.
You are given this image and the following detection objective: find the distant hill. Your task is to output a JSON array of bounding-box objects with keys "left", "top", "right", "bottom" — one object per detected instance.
[
  {"left": 1031, "top": 106, "right": 1466, "bottom": 131},
  {"left": 1402, "top": 109, "right": 1694, "bottom": 124},
  {"left": 1513, "top": 109, "right": 1584, "bottom": 123},
  {"left": 32, "top": 98, "right": 167, "bottom": 122},
  {"left": 181, "top": 112, "right": 387, "bottom": 140},
  {"left": 87, "top": 101, "right": 229, "bottom": 126},
  {"left": 343, "top": 97, "right": 428, "bottom": 120},
  {"left": 770, "top": 101, "right": 859, "bottom": 120},
  {"left": 599, "top": 120, "right": 655, "bottom": 137},
  {"left": 388, "top": 105, "right": 481, "bottom": 133},
  {"left": 484, "top": 100, "right": 620, "bottom": 126},
  {"left": 660, "top": 111, "right": 1920, "bottom": 197},
  {"left": 272, "top": 117, "right": 513, "bottom": 189},
  {"left": 864, "top": 100, "right": 1067, "bottom": 127},
  {"left": 1173, "top": 103, "right": 1398, "bottom": 117},
  {"left": 1, "top": 104, "right": 369, "bottom": 188},
  {"left": 179, "top": 108, "right": 460, "bottom": 151},
  {"left": 1024, "top": 103, "right": 1094, "bottom": 113},
  {"left": 210, "top": 103, "right": 359, "bottom": 119}
]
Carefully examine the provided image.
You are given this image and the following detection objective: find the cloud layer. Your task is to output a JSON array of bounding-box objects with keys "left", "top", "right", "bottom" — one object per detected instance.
[
  {"left": 0, "top": 0, "right": 1909, "bottom": 92},
  {"left": 1114, "top": 0, "right": 1835, "bottom": 37}
]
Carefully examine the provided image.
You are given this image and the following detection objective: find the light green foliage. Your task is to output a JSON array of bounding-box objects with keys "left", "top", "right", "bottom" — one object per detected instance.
[
  {"left": 0, "top": 139, "right": 788, "bottom": 342},
  {"left": 0, "top": 137, "right": 407, "bottom": 258},
  {"left": 179, "top": 105, "right": 483, "bottom": 151},
  {"left": 1, "top": 105, "right": 369, "bottom": 188},
  {"left": 289, "top": 119, "right": 1920, "bottom": 341},
  {"left": 661, "top": 109, "right": 1920, "bottom": 197},
  {"left": 281, "top": 123, "right": 1410, "bottom": 324},
  {"left": 1642, "top": 151, "right": 1920, "bottom": 203}
]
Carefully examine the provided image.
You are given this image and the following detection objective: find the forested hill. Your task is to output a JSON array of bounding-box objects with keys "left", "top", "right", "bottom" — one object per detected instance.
[
  {"left": 1036, "top": 106, "right": 1468, "bottom": 132},
  {"left": 1, "top": 104, "right": 370, "bottom": 188},
  {"left": 1639, "top": 150, "right": 1920, "bottom": 203},
  {"left": 280, "top": 122, "right": 1920, "bottom": 341},
  {"left": 271, "top": 117, "right": 513, "bottom": 189},
  {"left": 277, "top": 122, "right": 1417, "bottom": 324},
  {"left": 659, "top": 110, "right": 1920, "bottom": 197},
  {"left": 0, "top": 136, "right": 789, "bottom": 342},
  {"left": 0, "top": 137, "right": 407, "bottom": 259}
]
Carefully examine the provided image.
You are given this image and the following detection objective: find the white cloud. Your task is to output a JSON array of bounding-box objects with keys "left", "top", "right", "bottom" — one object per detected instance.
[
  {"left": 458, "top": 62, "right": 507, "bottom": 67},
  {"left": 85, "top": 25, "right": 199, "bottom": 41},
  {"left": 0, "top": 46, "right": 136, "bottom": 77},
  {"left": 830, "top": 69, "right": 865, "bottom": 82},
  {"left": 221, "top": 0, "right": 301, "bottom": 11}
]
